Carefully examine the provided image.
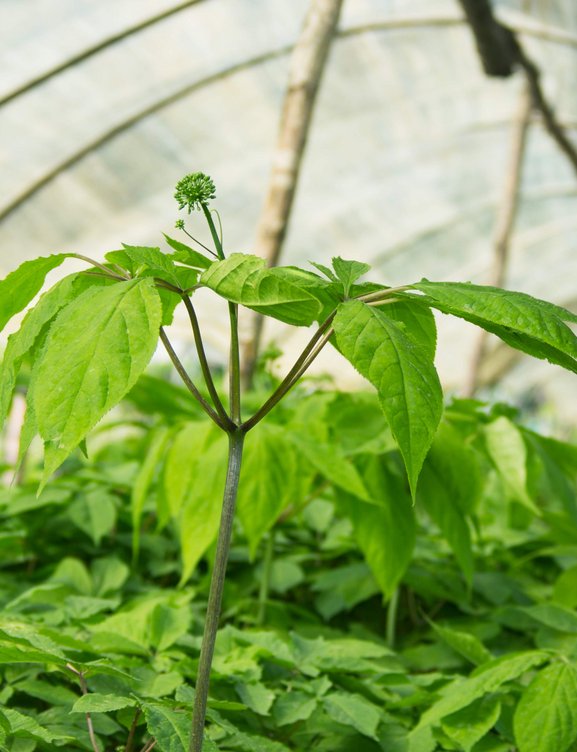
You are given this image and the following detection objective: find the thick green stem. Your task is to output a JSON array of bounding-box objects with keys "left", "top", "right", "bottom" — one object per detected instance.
[
  {"left": 189, "top": 430, "right": 245, "bottom": 752},
  {"left": 200, "top": 203, "right": 241, "bottom": 424},
  {"left": 355, "top": 285, "right": 411, "bottom": 304},
  {"left": 228, "top": 303, "right": 242, "bottom": 423}
]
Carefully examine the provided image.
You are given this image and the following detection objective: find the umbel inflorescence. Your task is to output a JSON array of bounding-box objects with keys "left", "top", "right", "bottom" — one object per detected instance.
[{"left": 174, "top": 172, "right": 216, "bottom": 213}]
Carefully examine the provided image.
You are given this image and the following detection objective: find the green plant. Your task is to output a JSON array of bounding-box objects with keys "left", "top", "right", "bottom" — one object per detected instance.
[
  {"left": 2, "top": 387, "right": 577, "bottom": 751},
  {"left": 1, "top": 172, "right": 577, "bottom": 751}
]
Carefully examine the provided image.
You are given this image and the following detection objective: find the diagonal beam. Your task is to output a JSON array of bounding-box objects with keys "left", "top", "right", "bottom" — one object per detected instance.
[{"left": 0, "top": 0, "right": 203, "bottom": 106}]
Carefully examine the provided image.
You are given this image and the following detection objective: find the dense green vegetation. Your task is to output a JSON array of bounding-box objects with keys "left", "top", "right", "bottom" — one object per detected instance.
[
  {"left": 2, "top": 381, "right": 577, "bottom": 751},
  {"left": 2, "top": 173, "right": 577, "bottom": 751}
]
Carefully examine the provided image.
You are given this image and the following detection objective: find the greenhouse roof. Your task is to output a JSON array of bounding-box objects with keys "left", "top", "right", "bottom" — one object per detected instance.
[{"left": 1, "top": 0, "right": 577, "bottom": 417}]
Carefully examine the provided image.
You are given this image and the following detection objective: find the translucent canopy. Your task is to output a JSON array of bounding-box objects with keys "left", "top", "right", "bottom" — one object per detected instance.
[{"left": 1, "top": 0, "right": 577, "bottom": 418}]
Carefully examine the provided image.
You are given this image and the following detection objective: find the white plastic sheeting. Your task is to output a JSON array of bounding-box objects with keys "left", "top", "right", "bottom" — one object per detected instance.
[{"left": 1, "top": 0, "right": 576, "bottom": 415}]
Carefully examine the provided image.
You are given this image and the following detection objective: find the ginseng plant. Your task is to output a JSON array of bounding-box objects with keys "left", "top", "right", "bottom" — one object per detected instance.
[{"left": 1, "top": 173, "right": 577, "bottom": 752}]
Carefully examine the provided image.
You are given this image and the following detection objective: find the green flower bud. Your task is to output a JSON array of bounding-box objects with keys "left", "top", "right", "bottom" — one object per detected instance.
[{"left": 174, "top": 173, "right": 216, "bottom": 213}]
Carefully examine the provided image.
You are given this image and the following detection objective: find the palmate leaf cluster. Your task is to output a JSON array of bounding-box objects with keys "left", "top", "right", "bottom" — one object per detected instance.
[
  {"left": 1, "top": 390, "right": 577, "bottom": 751},
  {"left": 1, "top": 237, "right": 577, "bottom": 498},
  {"left": 2, "top": 183, "right": 577, "bottom": 751}
]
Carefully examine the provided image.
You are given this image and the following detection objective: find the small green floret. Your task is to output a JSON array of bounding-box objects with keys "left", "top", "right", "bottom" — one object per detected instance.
[
  {"left": 175, "top": 219, "right": 185, "bottom": 230},
  {"left": 174, "top": 173, "right": 216, "bottom": 213}
]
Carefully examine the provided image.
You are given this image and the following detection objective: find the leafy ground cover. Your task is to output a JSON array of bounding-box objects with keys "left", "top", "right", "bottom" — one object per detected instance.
[{"left": 1, "top": 376, "right": 577, "bottom": 752}]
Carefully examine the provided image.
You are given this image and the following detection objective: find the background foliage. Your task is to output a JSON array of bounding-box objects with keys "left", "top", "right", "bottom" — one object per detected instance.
[{"left": 2, "top": 369, "right": 577, "bottom": 751}]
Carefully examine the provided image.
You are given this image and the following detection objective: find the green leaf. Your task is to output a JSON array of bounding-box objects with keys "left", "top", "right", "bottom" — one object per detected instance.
[
  {"left": 514, "top": 662, "right": 577, "bottom": 752},
  {"left": 377, "top": 299, "right": 438, "bottom": 361},
  {"left": 91, "top": 594, "right": 189, "bottom": 652},
  {"left": 431, "top": 622, "right": 493, "bottom": 666},
  {"left": 201, "top": 253, "right": 322, "bottom": 326},
  {"left": 132, "top": 426, "right": 175, "bottom": 559},
  {"left": 30, "top": 278, "right": 162, "bottom": 481},
  {"left": 310, "top": 262, "right": 338, "bottom": 283},
  {"left": 484, "top": 417, "right": 539, "bottom": 514},
  {"left": 121, "top": 244, "right": 185, "bottom": 288},
  {"left": 0, "top": 273, "right": 104, "bottom": 429},
  {"left": 333, "top": 299, "right": 442, "bottom": 497},
  {"left": 520, "top": 603, "right": 577, "bottom": 633},
  {"left": 71, "top": 693, "right": 137, "bottom": 713},
  {"left": 553, "top": 566, "right": 577, "bottom": 609},
  {"left": 442, "top": 695, "right": 501, "bottom": 752},
  {"left": 285, "top": 429, "right": 370, "bottom": 500},
  {"left": 162, "top": 422, "right": 228, "bottom": 583},
  {"left": 3, "top": 708, "right": 73, "bottom": 744},
  {"left": 419, "top": 423, "right": 481, "bottom": 581},
  {"left": 67, "top": 488, "right": 117, "bottom": 545},
  {"left": 149, "top": 602, "right": 191, "bottom": 652},
  {"left": 331, "top": 257, "right": 370, "bottom": 296},
  {"left": 323, "top": 692, "right": 381, "bottom": 740},
  {"left": 413, "top": 651, "right": 549, "bottom": 733},
  {"left": 92, "top": 556, "right": 130, "bottom": 597},
  {"left": 413, "top": 280, "right": 577, "bottom": 374},
  {"left": 273, "top": 692, "right": 317, "bottom": 726},
  {"left": 237, "top": 424, "right": 298, "bottom": 557},
  {"left": 0, "top": 254, "right": 70, "bottom": 332},
  {"left": 234, "top": 682, "right": 275, "bottom": 716},
  {"left": 141, "top": 702, "right": 189, "bottom": 752},
  {"left": 163, "top": 234, "right": 212, "bottom": 269},
  {"left": 336, "top": 455, "right": 415, "bottom": 598}
]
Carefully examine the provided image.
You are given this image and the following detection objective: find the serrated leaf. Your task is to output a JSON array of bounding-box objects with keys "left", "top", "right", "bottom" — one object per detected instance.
[
  {"left": 442, "top": 695, "right": 501, "bottom": 752},
  {"left": 71, "top": 693, "right": 136, "bottom": 713},
  {"left": 273, "top": 692, "right": 317, "bottom": 726},
  {"left": 121, "top": 244, "right": 184, "bottom": 288},
  {"left": 484, "top": 417, "right": 538, "bottom": 514},
  {"left": 323, "top": 692, "right": 381, "bottom": 740},
  {"left": 163, "top": 234, "right": 212, "bottom": 269},
  {"left": 141, "top": 702, "right": 189, "bottom": 752},
  {"left": 431, "top": 622, "right": 493, "bottom": 666},
  {"left": 413, "top": 651, "right": 549, "bottom": 733},
  {"left": 413, "top": 280, "right": 577, "bottom": 374},
  {"left": 237, "top": 424, "right": 299, "bottom": 557},
  {"left": 310, "top": 262, "right": 338, "bottom": 282},
  {"left": 3, "top": 708, "right": 73, "bottom": 743},
  {"left": 336, "top": 455, "right": 415, "bottom": 598},
  {"left": 30, "top": 278, "right": 162, "bottom": 481},
  {"left": 331, "top": 257, "right": 370, "bottom": 296},
  {"left": 234, "top": 682, "right": 275, "bottom": 716},
  {"left": 0, "top": 274, "right": 82, "bottom": 429},
  {"left": 333, "top": 299, "right": 442, "bottom": 497},
  {"left": 378, "top": 299, "right": 438, "bottom": 361},
  {"left": 514, "top": 662, "right": 577, "bottom": 752},
  {"left": 201, "top": 253, "right": 322, "bottom": 326},
  {"left": 0, "top": 254, "right": 71, "bottom": 332}
]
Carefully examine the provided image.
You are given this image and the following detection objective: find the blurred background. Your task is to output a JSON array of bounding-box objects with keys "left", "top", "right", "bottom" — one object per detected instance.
[{"left": 1, "top": 0, "right": 576, "bottom": 421}]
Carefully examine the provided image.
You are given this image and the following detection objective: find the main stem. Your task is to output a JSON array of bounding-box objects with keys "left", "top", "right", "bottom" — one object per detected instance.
[{"left": 189, "top": 429, "right": 245, "bottom": 752}]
